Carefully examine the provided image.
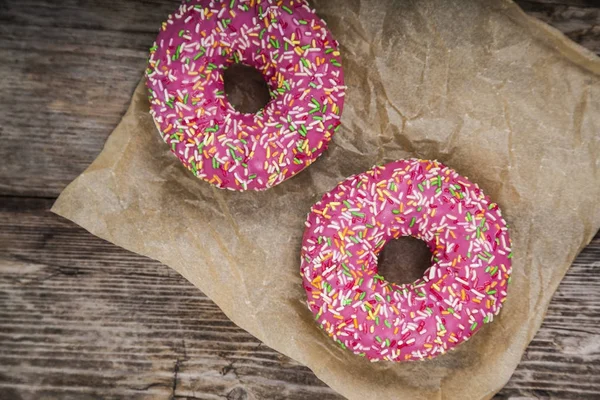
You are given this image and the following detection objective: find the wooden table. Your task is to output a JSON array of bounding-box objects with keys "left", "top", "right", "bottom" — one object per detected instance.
[{"left": 1, "top": 1, "right": 599, "bottom": 399}]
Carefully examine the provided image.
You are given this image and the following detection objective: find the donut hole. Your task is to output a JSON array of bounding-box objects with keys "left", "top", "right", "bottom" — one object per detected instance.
[
  {"left": 223, "top": 63, "right": 271, "bottom": 114},
  {"left": 377, "top": 236, "right": 432, "bottom": 285}
]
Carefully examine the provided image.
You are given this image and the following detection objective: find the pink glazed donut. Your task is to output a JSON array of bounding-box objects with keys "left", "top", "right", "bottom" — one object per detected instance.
[
  {"left": 146, "top": 0, "right": 345, "bottom": 191},
  {"left": 300, "top": 159, "right": 512, "bottom": 361}
]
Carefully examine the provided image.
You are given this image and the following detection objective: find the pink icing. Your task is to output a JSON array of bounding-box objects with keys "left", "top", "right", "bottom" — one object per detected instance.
[
  {"left": 301, "top": 159, "right": 512, "bottom": 361},
  {"left": 146, "top": 0, "right": 345, "bottom": 191}
]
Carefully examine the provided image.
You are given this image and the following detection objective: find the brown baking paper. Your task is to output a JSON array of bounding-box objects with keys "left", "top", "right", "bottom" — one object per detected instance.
[{"left": 52, "top": 0, "right": 600, "bottom": 399}]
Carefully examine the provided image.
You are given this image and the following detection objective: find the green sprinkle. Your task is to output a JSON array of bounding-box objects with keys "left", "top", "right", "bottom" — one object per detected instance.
[
  {"left": 230, "top": 0, "right": 235, "bottom": 8},
  {"left": 375, "top": 336, "right": 382, "bottom": 343},
  {"left": 299, "top": 124, "right": 308, "bottom": 136},
  {"left": 359, "top": 292, "right": 366, "bottom": 300},
  {"left": 410, "top": 217, "right": 416, "bottom": 227},
  {"left": 375, "top": 316, "right": 380, "bottom": 325},
  {"left": 298, "top": 19, "right": 308, "bottom": 25},
  {"left": 282, "top": 5, "right": 293, "bottom": 14},
  {"left": 248, "top": 174, "right": 257, "bottom": 180},
  {"left": 351, "top": 211, "right": 365, "bottom": 218},
  {"left": 178, "top": 29, "right": 185, "bottom": 37},
  {"left": 301, "top": 58, "right": 309, "bottom": 68},
  {"left": 259, "top": 28, "right": 267, "bottom": 39},
  {"left": 384, "top": 320, "right": 392, "bottom": 328},
  {"left": 470, "top": 322, "right": 478, "bottom": 331},
  {"left": 392, "top": 209, "right": 400, "bottom": 214}
]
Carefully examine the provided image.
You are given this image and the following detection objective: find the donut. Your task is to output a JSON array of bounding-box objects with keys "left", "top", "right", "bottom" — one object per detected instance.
[
  {"left": 300, "top": 159, "right": 512, "bottom": 361},
  {"left": 146, "top": 0, "right": 345, "bottom": 191}
]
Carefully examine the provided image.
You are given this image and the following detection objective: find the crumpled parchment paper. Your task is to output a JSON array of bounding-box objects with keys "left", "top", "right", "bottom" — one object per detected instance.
[{"left": 52, "top": 0, "right": 600, "bottom": 399}]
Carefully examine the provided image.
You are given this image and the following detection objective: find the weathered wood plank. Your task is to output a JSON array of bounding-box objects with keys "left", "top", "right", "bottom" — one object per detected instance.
[
  {"left": 517, "top": 1, "right": 600, "bottom": 55},
  {"left": 1, "top": 0, "right": 599, "bottom": 399},
  {"left": 0, "top": 198, "right": 343, "bottom": 400},
  {"left": 0, "top": 199, "right": 599, "bottom": 399},
  {"left": 0, "top": 0, "right": 598, "bottom": 197}
]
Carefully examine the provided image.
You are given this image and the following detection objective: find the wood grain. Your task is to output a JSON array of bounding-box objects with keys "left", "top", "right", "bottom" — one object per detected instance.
[
  {"left": 0, "top": 0, "right": 598, "bottom": 197},
  {"left": 0, "top": 198, "right": 343, "bottom": 400},
  {"left": 1, "top": 0, "right": 600, "bottom": 399},
  {"left": 517, "top": 1, "right": 600, "bottom": 56},
  {"left": 0, "top": 198, "right": 599, "bottom": 399}
]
